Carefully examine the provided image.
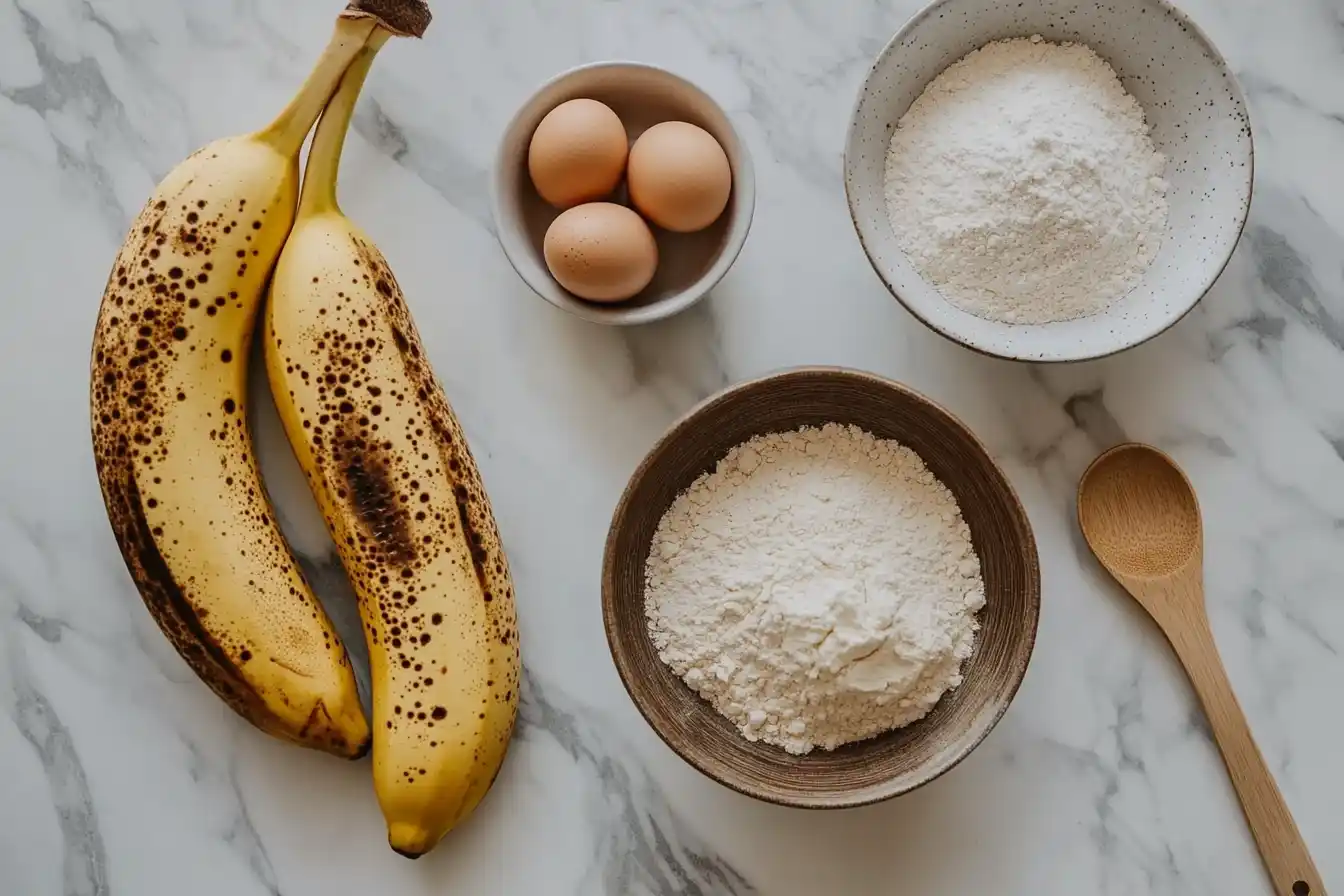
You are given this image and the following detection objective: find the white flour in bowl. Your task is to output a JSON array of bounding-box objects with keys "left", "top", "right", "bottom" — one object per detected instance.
[
  {"left": 883, "top": 35, "right": 1169, "bottom": 325},
  {"left": 644, "top": 423, "right": 986, "bottom": 755}
]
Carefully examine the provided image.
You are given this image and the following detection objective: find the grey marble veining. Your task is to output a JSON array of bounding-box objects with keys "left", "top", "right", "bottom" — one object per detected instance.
[
  {"left": 519, "top": 670, "right": 756, "bottom": 896},
  {"left": 1, "top": 0, "right": 1341, "bottom": 893}
]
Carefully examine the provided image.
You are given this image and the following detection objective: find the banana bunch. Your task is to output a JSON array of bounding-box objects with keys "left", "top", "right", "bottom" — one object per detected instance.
[{"left": 90, "top": 0, "right": 518, "bottom": 858}]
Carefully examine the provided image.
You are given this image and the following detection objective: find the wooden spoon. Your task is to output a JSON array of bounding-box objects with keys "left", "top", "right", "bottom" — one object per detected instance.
[{"left": 1077, "top": 443, "right": 1325, "bottom": 896}]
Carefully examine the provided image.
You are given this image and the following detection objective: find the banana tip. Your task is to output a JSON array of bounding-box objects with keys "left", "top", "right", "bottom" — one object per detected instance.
[{"left": 387, "top": 823, "right": 435, "bottom": 859}]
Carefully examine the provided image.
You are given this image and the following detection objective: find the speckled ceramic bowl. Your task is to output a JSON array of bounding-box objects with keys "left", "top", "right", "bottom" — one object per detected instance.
[{"left": 845, "top": 0, "right": 1253, "bottom": 362}]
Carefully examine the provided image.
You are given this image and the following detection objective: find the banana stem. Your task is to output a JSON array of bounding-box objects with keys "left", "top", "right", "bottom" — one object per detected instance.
[
  {"left": 343, "top": 0, "right": 432, "bottom": 38},
  {"left": 257, "top": 16, "right": 379, "bottom": 155},
  {"left": 297, "top": 30, "right": 390, "bottom": 217}
]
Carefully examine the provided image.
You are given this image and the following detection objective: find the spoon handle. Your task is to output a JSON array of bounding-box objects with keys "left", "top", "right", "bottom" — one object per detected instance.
[{"left": 1167, "top": 617, "right": 1326, "bottom": 896}]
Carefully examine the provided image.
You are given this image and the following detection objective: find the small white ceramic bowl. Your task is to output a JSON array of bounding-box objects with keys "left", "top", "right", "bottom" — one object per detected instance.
[
  {"left": 492, "top": 62, "right": 756, "bottom": 326},
  {"left": 845, "top": 0, "right": 1253, "bottom": 362}
]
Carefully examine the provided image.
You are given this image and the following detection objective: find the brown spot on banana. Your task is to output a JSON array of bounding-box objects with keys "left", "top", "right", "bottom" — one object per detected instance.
[{"left": 337, "top": 425, "right": 417, "bottom": 567}]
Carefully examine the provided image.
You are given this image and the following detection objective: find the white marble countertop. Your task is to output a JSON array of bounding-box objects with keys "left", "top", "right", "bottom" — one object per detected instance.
[{"left": 1, "top": 0, "right": 1341, "bottom": 893}]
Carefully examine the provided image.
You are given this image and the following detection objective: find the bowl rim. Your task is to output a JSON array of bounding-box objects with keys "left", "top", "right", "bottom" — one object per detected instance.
[
  {"left": 490, "top": 59, "right": 757, "bottom": 328},
  {"left": 842, "top": 0, "right": 1255, "bottom": 363},
  {"left": 601, "top": 365, "right": 1041, "bottom": 808}
]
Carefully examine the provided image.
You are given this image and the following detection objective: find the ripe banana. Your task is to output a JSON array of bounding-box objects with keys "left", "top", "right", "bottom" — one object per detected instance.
[
  {"left": 265, "top": 36, "right": 520, "bottom": 857},
  {"left": 90, "top": 3, "right": 430, "bottom": 756}
]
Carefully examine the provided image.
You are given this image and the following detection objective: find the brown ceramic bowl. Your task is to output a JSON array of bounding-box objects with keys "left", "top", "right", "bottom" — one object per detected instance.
[{"left": 602, "top": 367, "right": 1040, "bottom": 808}]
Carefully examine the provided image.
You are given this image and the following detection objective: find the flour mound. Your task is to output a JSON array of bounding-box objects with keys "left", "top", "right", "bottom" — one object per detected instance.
[
  {"left": 644, "top": 423, "right": 986, "bottom": 755},
  {"left": 883, "top": 35, "right": 1169, "bottom": 325}
]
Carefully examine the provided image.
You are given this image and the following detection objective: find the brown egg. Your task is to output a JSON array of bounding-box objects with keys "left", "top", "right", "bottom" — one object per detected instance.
[
  {"left": 527, "top": 99, "right": 629, "bottom": 209},
  {"left": 543, "top": 203, "right": 658, "bottom": 303},
  {"left": 627, "top": 121, "right": 732, "bottom": 233}
]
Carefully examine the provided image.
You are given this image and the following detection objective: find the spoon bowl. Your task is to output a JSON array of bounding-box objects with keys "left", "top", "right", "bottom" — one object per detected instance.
[{"left": 1078, "top": 443, "right": 1202, "bottom": 582}]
